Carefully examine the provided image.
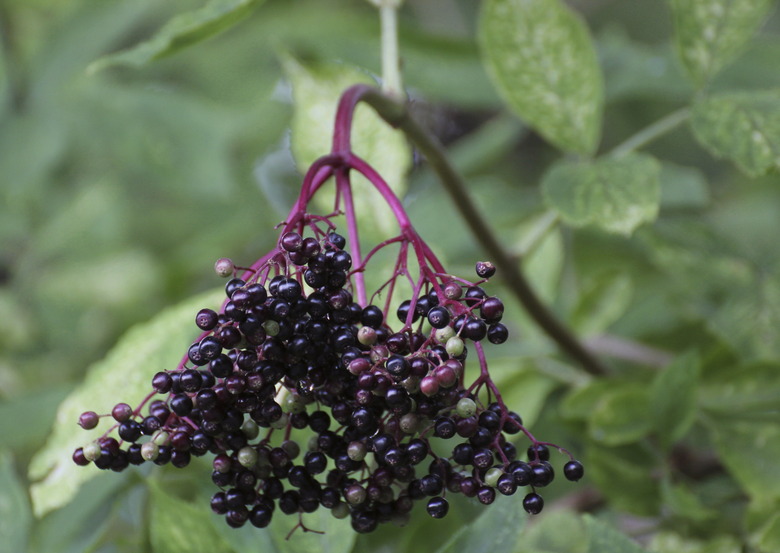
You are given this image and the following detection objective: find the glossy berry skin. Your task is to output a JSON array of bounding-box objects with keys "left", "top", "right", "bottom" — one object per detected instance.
[
  {"left": 426, "top": 496, "right": 449, "bottom": 518},
  {"left": 523, "top": 492, "right": 544, "bottom": 515},
  {"left": 564, "top": 460, "right": 585, "bottom": 481}
]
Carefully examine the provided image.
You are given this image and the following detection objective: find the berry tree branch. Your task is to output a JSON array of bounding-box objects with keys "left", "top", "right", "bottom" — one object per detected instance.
[{"left": 340, "top": 84, "right": 609, "bottom": 376}]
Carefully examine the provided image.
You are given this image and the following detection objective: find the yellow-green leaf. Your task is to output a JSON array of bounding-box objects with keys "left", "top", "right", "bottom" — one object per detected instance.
[
  {"left": 668, "top": 0, "right": 774, "bottom": 86},
  {"left": 88, "top": 0, "right": 265, "bottom": 73},
  {"left": 28, "top": 288, "right": 223, "bottom": 517},
  {"left": 478, "top": 0, "right": 603, "bottom": 154},
  {"left": 541, "top": 153, "right": 661, "bottom": 235},
  {"left": 692, "top": 90, "right": 780, "bottom": 177}
]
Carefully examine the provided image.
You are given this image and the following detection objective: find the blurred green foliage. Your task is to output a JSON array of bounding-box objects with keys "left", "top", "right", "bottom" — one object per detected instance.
[{"left": 2, "top": 0, "right": 780, "bottom": 552}]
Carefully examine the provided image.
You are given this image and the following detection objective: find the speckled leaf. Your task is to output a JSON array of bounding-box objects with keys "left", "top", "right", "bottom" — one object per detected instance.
[
  {"left": 691, "top": 91, "right": 780, "bottom": 177},
  {"left": 148, "top": 482, "right": 232, "bottom": 553},
  {"left": 282, "top": 55, "right": 411, "bottom": 235},
  {"left": 434, "top": 494, "right": 524, "bottom": 553},
  {"left": 28, "top": 288, "right": 224, "bottom": 517},
  {"left": 589, "top": 387, "right": 653, "bottom": 445},
  {"left": 478, "top": 0, "right": 603, "bottom": 154},
  {"left": 650, "top": 351, "right": 700, "bottom": 449},
  {"left": 668, "top": 0, "right": 774, "bottom": 86},
  {"left": 541, "top": 153, "right": 661, "bottom": 235},
  {"left": 88, "top": 0, "right": 264, "bottom": 73},
  {"left": 0, "top": 452, "right": 31, "bottom": 553},
  {"left": 711, "top": 420, "right": 780, "bottom": 502},
  {"left": 584, "top": 515, "right": 647, "bottom": 553}
]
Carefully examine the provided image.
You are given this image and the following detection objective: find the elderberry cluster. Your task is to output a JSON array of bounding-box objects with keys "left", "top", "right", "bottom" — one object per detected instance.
[{"left": 74, "top": 228, "right": 583, "bottom": 534}]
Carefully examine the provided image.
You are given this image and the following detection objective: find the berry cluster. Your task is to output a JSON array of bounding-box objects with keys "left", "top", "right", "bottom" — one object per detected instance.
[{"left": 73, "top": 85, "right": 582, "bottom": 536}]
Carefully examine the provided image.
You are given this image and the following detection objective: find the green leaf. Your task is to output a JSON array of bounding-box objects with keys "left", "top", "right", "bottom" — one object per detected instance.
[
  {"left": 710, "top": 420, "right": 780, "bottom": 502},
  {"left": 0, "top": 386, "right": 70, "bottom": 451},
  {"left": 27, "top": 288, "right": 224, "bottom": 517},
  {"left": 589, "top": 387, "right": 653, "bottom": 445},
  {"left": 518, "top": 510, "right": 587, "bottom": 553},
  {"left": 649, "top": 531, "right": 741, "bottom": 553},
  {"left": 691, "top": 90, "right": 780, "bottom": 177},
  {"left": 148, "top": 482, "right": 232, "bottom": 553},
  {"left": 489, "top": 359, "right": 559, "bottom": 428},
  {"left": 660, "top": 479, "right": 717, "bottom": 523},
  {"left": 570, "top": 271, "right": 633, "bottom": 335},
  {"left": 755, "top": 512, "right": 780, "bottom": 553},
  {"left": 700, "top": 361, "right": 780, "bottom": 416},
  {"left": 434, "top": 495, "right": 524, "bottom": 553},
  {"left": 282, "top": 55, "right": 412, "bottom": 236},
  {"left": 88, "top": 0, "right": 265, "bottom": 73},
  {"left": 659, "top": 162, "right": 710, "bottom": 209},
  {"left": 668, "top": 0, "right": 774, "bottom": 86},
  {"left": 0, "top": 452, "right": 31, "bottom": 553},
  {"left": 707, "top": 274, "right": 780, "bottom": 360},
  {"left": 650, "top": 351, "right": 700, "bottom": 448},
  {"left": 584, "top": 515, "right": 647, "bottom": 553},
  {"left": 478, "top": 0, "right": 603, "bottom": 154},
  {"left": 542, "top": 153, "right": 661, "bottom": 235}
]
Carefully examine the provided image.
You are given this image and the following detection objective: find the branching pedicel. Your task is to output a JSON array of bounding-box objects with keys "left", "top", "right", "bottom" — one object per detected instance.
[{"left": 73, "top": 85, "right": 583, "bottom": 534}]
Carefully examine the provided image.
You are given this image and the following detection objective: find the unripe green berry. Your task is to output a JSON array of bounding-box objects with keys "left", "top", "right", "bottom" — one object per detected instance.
[
  {"left": 262, "top": 320, "right": 280, "bottom": 337},
  {"left": 485, "top": 468, "right": 504, "bottom": 487},
  {"left": 83, "top": 442, "right": 102, "bottom": 461},
  {"left": 152, "top": 430, "right": 169, "bottom": 446},
  {"left": 358, "top": 326, "right": 377, "bottom": 346},
  {"left": 445, "top": 336, "right": 465, "bottom": 356},
  {"left": 241, "top": 420, "right": 259, "bottom": 440},
  {"left": 435, "top": 326, "right": 455, "bottom": 344},
  {"left": 456, "top": 398, "right": 477, "bottom": 418},
  {"left": 332, "top": 503, "right": 350, "bottom": 519},
  {"left": 399, "top": 413, "right": 419, "bottom": 434},
  {"left": 238, "top": 446, "right": 258, "bottom": 468},
  {"left": 270, "top": 413, "right": 288, "bottom": 429},
  {"left": 282, "top": 393, "right": 305, "bottom": 414},
  {"left": 346, "top": 484, "right": 367, "bottom": 505},
  {"left": 141, "top": 442, "right": 159, "bottom": 461},
  {"left": 347, "top": 441, "right": 367, "bottom": 461},
  {"left": 281, "top": 440, "right": 300, "bottom": 460}
]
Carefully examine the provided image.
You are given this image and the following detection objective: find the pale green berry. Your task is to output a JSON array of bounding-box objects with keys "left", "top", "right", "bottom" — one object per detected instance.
[
  {"left": 445, "top": 336, "right": 465, "bottom": 356},
  {"left": 332, "top": 503, "right": 350, "bottom": 519},
  {"left": 485, "top": 467, "right": 504, "bottom": 487},
  {"left": 238, "top": 446, "right": 258, "bottom": 468},
  {"left": 435, "top": 326, "right": 455, "bottom": 344},
  {"left": 456, "top": 398, "right": 477, "bottom": 418},
  {"left": 83, "top": 442, "right": 102, "bottom": 462},
  {"left": 262, "top": 320, "right": 280, "bottom": 337},
  {"left": 140, "top": 442, "right": 159, "bottom": 461},
  {"left": 241, "top": 420, "right": 259, "bottom": 440}
]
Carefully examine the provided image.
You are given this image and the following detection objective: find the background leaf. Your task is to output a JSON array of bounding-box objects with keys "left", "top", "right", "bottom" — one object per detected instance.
[
  {"left": 541, "top": 153, "right": 661, "bottom": 235},
  {"left": 88, "top": 0, "right": 265, "bottom": 72},
  {"left": 478, "top": 0, "right": 603, "bottom": 154},
  {"left": 668, "top": 0, "right": 774, "bottom": 86},
  {"left": 584, "top": 514, "right": 647, "bottom": 553},
  {"left": 650, "top": 351, "right": 700, "bottom": 448},
  {"left": 148, "top": 481, "right": 232, "bottom": 553},
  {"left": 27, "top": 288, "right": 223, "bottom": 517},
  {"left": 433, "top": 495, "right": 524, "bottom": 553},
  {"left": 691, "top": 90, "right": 780, "bottom": 177},
  {"left": 0, "top": 451, "right": 31, "bottom": 553}
]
